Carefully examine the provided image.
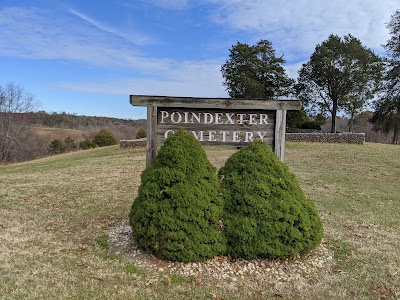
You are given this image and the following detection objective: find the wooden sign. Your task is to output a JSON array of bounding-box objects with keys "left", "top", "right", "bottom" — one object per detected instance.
[{"left": 130, "top": 95, "right": 301, "bottom": 167}]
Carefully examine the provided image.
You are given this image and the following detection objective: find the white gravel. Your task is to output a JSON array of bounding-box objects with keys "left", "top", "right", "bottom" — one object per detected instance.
[{"left": 108, "top": 220, "right": 334, "bottom": 291}]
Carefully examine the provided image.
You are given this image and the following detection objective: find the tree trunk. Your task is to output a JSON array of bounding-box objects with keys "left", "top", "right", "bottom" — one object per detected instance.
[
  {"left": 392, "top": 123, "right": 399, "bottom": 144},
  {"left": 331, "top": 99, "right": 338, "bottom": 133},
  {"left": 348, "top": 112, "right": 354, "bottom": 132}
]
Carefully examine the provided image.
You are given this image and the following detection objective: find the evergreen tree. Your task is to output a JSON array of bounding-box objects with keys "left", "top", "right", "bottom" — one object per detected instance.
[
  {"left": 219, "top": 141, "right": 323, "bottom": 259},
  {"left": 129, "top": 129, "right": 225, "bottom": 262},
  {"left": 286, "top": 107, "right": 311, "bottom": 129},
  {"left": 221, "top": 40, "right": 294, "bottom": 99}
]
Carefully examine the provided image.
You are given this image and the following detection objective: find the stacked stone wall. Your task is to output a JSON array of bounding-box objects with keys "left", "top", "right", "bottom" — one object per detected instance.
[
  {"left": 120, "top": 134, "right": 366, "bottom": 148},
  {"left": 286, "top": 133, "right": 365, "bottom": 144},
  {"left": 119, "top": 138, "right": 146, "bottom": 148}
]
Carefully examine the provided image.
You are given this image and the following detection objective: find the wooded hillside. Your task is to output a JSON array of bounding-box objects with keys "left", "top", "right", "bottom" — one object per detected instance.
[{"left": 1, "top": 111, "right": 145, "bottom": 163}]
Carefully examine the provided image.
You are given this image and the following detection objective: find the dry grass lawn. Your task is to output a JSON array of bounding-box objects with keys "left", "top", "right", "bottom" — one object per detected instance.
[
  {"left": 0, "top": 142, "right": 399, "bottom": 299},
  {"left": 32, "top": 126, "right": 87, "bottom": 140}
]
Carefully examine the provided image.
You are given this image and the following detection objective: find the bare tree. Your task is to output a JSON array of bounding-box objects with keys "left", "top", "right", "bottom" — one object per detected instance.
[{"left": 0, "top": 82, "right": 39, "bottom": 162}]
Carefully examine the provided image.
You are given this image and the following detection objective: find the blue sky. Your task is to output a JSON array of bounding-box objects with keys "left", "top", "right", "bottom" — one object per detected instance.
[{"left": 0, "top": 0, "right": 398, "bottom": 119}]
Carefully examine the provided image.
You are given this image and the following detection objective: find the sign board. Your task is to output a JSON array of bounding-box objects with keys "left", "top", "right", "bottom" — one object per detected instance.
[{"left": 130, "top": 95, "right": 301, "bottom": 167}]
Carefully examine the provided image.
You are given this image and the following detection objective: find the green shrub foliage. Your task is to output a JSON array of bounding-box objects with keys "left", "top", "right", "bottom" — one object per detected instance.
[
  {"left": 93, "top": 129, "right": 117, "bottom": 147},
  {"left": 64, "top": 137, "right": 77, "bottom": 151},
  {"left": 48, "top": 139, "right": 66, "bottom": 154},
  {"left": 219, "top": 141, "right": 323, "bottom": 259},
  {"left": 79, "top": 139, "right": 97, "bottom": 150},
  {"left": 135, "top": 127, "right": 146, "bottom": 139},
  {"left": 129, "top": 129, "right": 225, "bottom": 262},
  {"left": 300, "top": 121, "right": 321, "bottom": 130}
]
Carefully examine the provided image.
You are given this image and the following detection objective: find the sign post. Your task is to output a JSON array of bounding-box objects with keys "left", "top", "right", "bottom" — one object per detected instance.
[{"left": 130, "top": 95, "right": 301, "bottom": 167}]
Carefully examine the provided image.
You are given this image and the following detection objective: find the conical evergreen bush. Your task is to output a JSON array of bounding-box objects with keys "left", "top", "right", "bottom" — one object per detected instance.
[
  {"left": 219, "top": 141, "right": 323, "bottom": 259},
  {"left": 129, "top": 129, "right": 225, "bottom": 262}
]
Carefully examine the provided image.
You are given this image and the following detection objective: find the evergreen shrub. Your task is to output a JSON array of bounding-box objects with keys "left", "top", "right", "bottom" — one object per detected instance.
[
  {"left": 48, "top": 139, "right": 66, "bottom": 154},
  {"left": 301, "top": 121, "right": 322, "bottom": 130},
  {"left": 129, "top": 129, "right": 225, "bottom": 262},
  {"left": 64, "top": 137, "right": 77, "bottom": 152},
  {"left": 286, "top": 108, "right": 310, "bottom": 128},
  {"left": 79, "top": 139, "right": 97, "bottom": 150},
  {"left": 219, "top": 141, "right": 323, "bottom": 259},
  {"left": 93, "top": 129, "right": 117, "bottom": 147},
  {"left": 135, "top": 128, "right": 146, "bottom": 139}
]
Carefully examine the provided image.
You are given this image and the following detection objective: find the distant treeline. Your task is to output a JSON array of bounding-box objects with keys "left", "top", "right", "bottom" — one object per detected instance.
[
  {"left": 14, "top": 111, "right": 146, "bottom": 129},
  {"left": 0, "top": 111, "right": 146, "bottom": 164}
]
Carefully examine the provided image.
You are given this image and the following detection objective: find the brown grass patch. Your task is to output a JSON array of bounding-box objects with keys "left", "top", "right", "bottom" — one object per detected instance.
[{"left": 0, "top": 143, "right": 399, "bottom": 299}]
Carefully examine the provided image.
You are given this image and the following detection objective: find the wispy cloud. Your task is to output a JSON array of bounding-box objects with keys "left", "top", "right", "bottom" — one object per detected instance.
[
  {"left": 68, "top": 8, "right": 154, "bottom": 45},
  {"left": 51, "top": 60, "right": 227, "bottom": 97},
  {"left": 208, "top": 0, "right": 398, "bottom": 60},
  {"left": 0, "top": 5, "right": 227, "bottom": 98},
  {"left": 140, "top": 0, "right": 190, "bottom": 10},
  {"left": 2, "top": 1, "right": 394, "bottom": 103},
  {"left": 0, "top": 7, "right": 160, "bottom": 70}
]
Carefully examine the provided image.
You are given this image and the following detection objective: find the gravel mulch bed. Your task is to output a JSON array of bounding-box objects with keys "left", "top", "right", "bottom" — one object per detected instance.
[{"left": 108, "top": 220, "right": 334, "bottom": 292}]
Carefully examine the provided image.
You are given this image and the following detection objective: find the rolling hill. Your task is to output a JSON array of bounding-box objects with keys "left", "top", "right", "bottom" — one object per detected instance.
[{"left": 0, "top": 142, "right": 399, "bottom": 299}]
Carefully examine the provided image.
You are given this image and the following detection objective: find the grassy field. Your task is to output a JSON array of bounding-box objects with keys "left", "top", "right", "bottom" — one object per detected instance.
[
  {"left": 32, "top": 126, "right": 87, "bottom": 140},
  {"left": 0, "top": 143, "right": 399, "bottom": 299}
]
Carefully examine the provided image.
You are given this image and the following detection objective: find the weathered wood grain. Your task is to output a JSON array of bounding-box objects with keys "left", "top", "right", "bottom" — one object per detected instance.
[
  {"left": 146, "top": 106, "right": 157, "bottom": 168},
  {"left": 156, "top": 135, "right": 274, "bottom": 148},
  {"left": 155, "top": 108, "right": 275, "bottom": 148},
  {"left": 274, "top": 110, "right": 287, "bottom": 161},
  {"left": 157, "top": 123, "right": 275, "bottom": 133},
  {"left": 130, "top": 95, "right": 301, "bottom": 110},
  {"left": 130, "top": 95, "right": 294, "bottom": 166},
  {"left": 157, "top": 108, "right": 275, "bottom": 126}
]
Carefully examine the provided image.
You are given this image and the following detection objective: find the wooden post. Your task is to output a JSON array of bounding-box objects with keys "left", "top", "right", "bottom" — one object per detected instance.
[
  {"left": 274, "top": 109, "right": 287, "bottom": 161},
  {"left": 146, "top": 106, "right": 157, "bottom": 168}
]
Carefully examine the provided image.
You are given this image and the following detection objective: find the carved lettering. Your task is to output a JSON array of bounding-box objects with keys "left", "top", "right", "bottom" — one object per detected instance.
[
  {"left": 237, "top": 113, "right": 246, "bottom": 124},
  {"left": 192, "top": 112, "right": 201, "bottom": 123},
  {"left": 191, "top": 131, "right": 204, "bottom": 141},
  {"left": 164, "top": 129, "right": 174, "bottom": 138},
  {"left": 160, "top": 111, "right": 169, "bottom": 123},
  {"left": 249, "top": 114, "right": 257, "bottom": 124},
  {"left": 183, "top": 111, "right": 190, "bottom": 123},
  {"left": 215, "top": 113, "right": 223, "bottom": 124},
  {"left": 171, "top": 112, "right": 182, "bottom": 123},
  {"left": 260, "top": 113, "right": 268, "bottom": 124},
  {"left": 220, "top": 131, "right": 229, "bottom": 142},
  {"left": 208, "top": 131, "right": 217, "bottom": 141},
  {"left": 204, "top": 112, "right": 213, "bottom": 124},
  {"left": 232, "top": 131, "right": 241, "bottom": 142},
  {"left": 225, "top": 113, "right": 234, "bottom": 124},
  {"left": 158, "top": 110, "right": 273, "bottom": 145},
  {"left": 245, "top": 131, "right": 254, "bottom": 142},
  {"left": 159, "top": 111, "right": 272, "bottom": 125},
  {"left": 257, "top": 131, "right": 267, "bottom": 141}
]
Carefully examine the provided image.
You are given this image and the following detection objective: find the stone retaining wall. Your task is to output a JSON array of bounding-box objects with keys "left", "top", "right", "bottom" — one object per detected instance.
[
  {"left": 120, "top": 134, "right": 365, "bottom": 147},
  {"left": 286, "top": 133, "right": 365, "bottom": 144},
  {"left": 119, "top": 138, "right": 146, "bottom": 148}
]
